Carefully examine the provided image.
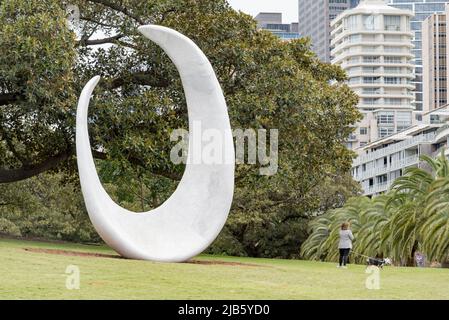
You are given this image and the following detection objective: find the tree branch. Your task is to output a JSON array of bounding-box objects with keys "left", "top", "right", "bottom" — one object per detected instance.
[
  {"left": 0, "top": 148, "right": 181, "bottom": 183},
  {"left": 88, "top": 150, "right": 182, "bottom": 181},
  {"left": 80, "top": 15, "right": 117, "bottom": 28},
  {"left": 0, "top": 151, "right": 72, "bottom": 184},
  {"left": 0, "top": 93, "right": 21, "bottom": 106},
  {"left": 107, "top": 71, "right": 170, "bottom": 89},
  {"left": 87, "top": 0, "right": 145, "bottom": 25},
  {"left": 78, "top": 34, "right": 124, "bottom": 46}
]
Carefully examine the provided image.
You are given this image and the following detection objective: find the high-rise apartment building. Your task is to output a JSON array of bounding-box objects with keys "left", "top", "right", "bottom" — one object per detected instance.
[
  {"left": 352, "top": 107, "right": 449, "bottom": 196},
  {"left": 331, "top": 0, "right": 415, "bottom": 150},
  {"left": 298, "top": 0, "right": 359, "bottom": 62},
  {"left": 386, "top": 0, "right": 449, "bottom": 113},
  {"left": 422, "top": 5, "right": 449, "bottom": 113},
  {"left": 255, "top": 13, "right": 300, "bottom": 41},
  {"left": 300, "top": 0, "right": 449, "bottom": 111}
]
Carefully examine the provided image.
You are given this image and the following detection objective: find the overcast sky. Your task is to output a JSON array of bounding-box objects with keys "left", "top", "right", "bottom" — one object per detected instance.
[{"left": 228, "top": 0, "right": 299, "bottom": 24}]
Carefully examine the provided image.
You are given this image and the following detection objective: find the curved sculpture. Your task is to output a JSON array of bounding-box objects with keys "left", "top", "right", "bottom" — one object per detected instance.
[{"left": 76, "top": 25, "right": 235, "bottom": 262}]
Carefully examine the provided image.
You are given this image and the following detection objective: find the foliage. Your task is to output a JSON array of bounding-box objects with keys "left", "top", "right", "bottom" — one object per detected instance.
[
  {"left": 0, "top": 173, "right": 99, "bottom": 242},
  {"left": 302, "top": 153, "right": 449, "bottom": 265},
  {"left": 0, "top": 0, "right": 361, "bottom": 257}
]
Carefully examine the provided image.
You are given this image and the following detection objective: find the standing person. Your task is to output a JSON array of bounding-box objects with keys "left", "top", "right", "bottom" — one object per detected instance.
[{"left": 338, "top": 222, "right": 354, "bottom": 269}]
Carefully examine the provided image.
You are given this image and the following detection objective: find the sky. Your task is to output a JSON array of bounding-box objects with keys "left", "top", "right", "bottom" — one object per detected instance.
[{"left": 227, "top": 0, "right": 299, "bottom": 24}]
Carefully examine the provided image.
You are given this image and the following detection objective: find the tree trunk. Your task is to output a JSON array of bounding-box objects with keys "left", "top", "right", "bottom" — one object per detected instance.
[{"left": 407, "top": 241, "right": 419, "bottom": 267}]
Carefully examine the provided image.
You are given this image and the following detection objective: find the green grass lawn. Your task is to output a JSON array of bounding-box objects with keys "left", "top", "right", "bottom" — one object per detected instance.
[{"left": 1, "top": 238, "right": 448, "bottom": 300}]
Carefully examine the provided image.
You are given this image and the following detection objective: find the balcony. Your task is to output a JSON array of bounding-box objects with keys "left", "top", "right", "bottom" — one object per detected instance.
[
  {"left": 384, "top": 25, "right": 401, "bottom": 32},
  {"left": 354, "top": 154, "right": 419, "bottom": 182},
  {"left": 353, "top": 132, "right": 436, "bottom": 166},
  {"left": 365, "top": 181, "right": 393, "bottom": 196}
]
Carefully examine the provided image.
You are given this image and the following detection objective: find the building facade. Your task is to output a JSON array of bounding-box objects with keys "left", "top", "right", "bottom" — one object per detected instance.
[
  {"left": 387, "top": 0, "right": 449, "bottom": 113},
  {"left": 331, "top": 0, "right": 415, "bottom": 150},
  {"left": 352, "top": 106, "right": 449, "bottom": 196},
  {"left": 422, "top": 5, "right": 449, "bottom": 113},
  {"left": 298, "top": 0, "right": 358, "bottom": 62},
  {"left": 255, "top": 12, "right": 300, "bottom": 41}
]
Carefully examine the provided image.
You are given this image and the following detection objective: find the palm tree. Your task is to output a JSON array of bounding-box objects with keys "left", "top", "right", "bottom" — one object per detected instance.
[
  {"left": 302, "top": 152, "right": 449, "bottom": 266},
  {"left": 355, "top": 195, "right": 391, "bottom": 261},
  {"left": 302, "top": 197, "right": 370, "bottom": 262},
  {"left": 383, "top": 152, "right": 449, "bottom": 265},
  {"left": 420, "top": 174, "right": 449, "bottom": 264},
  {"left": 301, "top": 214, "right": 332, "bottom": 261}
]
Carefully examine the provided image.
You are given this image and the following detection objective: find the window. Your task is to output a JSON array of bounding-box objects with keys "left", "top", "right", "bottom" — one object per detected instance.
[
  {"left": 348, "top": 34, "right": 361, "bottom": 43},
  {"left": 384, "top": 15, "right": 401, "bottom": 31},
  {"left": 348, "top": 67, "right": 361, "bottom": 74},
  {"left": 384, "top": 98, "right": 402, "bottom": 105},
  {"left": 378, "top": 127, "right": 395, "bottom": 138},
  {"left": 384, "top": 67, "right": 402, "bottom": 74},
  {"left": 363, "top": 56, "right": 380, "bottom": 63},
  {"left": 384, "top": 77, "right": 401, "bottom": 85},
  {"left": 377, "top": 175, "right": 388, "bottom": 184},
  {"left": 397, "top": 111, "right": 412, "bottom": 128},
  {"left": 348, "top": 77, "right": 361, "bottom": 84},
  {"left": 384, "top": 46, "right": 403, "bottom": 53},
  {"left": 363, "top": 66, "right": 380, "bottom": 73},
  {"left": 363, "top": 15, "right": 375, "bottom": 30},
  {"left": 431, "top": 115, "right": 441, "bottom": 124},
  {"left": 363, "top": 98, "right": 380, "bottom": 105},
  {"left": 360, "top": 127, "right": 368, "bottom": 135},
  {"left": 362, "top": 88, "right": 381, "bottom": 95},
  {"left": 345, "top": 15, "right": 358, "bottom": 31},
  {"left": 363, "top": 76, "right": 381, "bottom": 84},
  {"left": 377, "top": 112, "right": 394, "bottom": 125},
  {"left": 384, "top": 35, "right": 401, "bottom": 42},
  {"left": 384, "top": 56, "right": 402, "bottom": 64},
  {"left": 347, "top": 57, "right": 360, "bottom": 64}
]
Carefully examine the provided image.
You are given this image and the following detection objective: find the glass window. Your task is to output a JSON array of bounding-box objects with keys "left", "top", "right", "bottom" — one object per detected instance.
[
  {"left": 363, "top": 15, "right": 375, "bottom": 30},
  {"left": 385, "top": 15, "right": 401, "bottom": 31},
  {"left": 378, "top": 127, "right": 395, "bottom": 138},
  {"left": 377, "top": 112, "right": 395, "bottom": 125},
  {"left": 385, "top": 56, "right": 402, "bottom": 64},
  {"left": 345, "top": 15, "right": 358, "bottom": 31}
]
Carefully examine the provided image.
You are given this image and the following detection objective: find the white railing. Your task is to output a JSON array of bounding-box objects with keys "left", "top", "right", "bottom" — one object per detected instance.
[
  {"left": 365, "top": 181, "right": 393, "bottom": 196},
  {"left": 353, "top": 155, "right": 419, "bottom": 182},
  {"left": 353, "top": 132, "right": 436, "bottom": 166}
]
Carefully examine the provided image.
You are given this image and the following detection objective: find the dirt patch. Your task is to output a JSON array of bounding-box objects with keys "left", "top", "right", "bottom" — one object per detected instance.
[
  {"left": 23, "top": 248, "right": 123, "bottom": 259},
  {"left": 23, "top": 247, "right": 264, "bottom": 267}
]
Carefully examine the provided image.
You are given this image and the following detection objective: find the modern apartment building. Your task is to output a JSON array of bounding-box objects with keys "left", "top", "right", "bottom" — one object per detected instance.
[
  {"left": 387, "top": 0, "right": 449, "bottom": 113},
  {"left": 422, "top": 5, "right": 449, "bottom": 113},
  {"left": 255, "top": 13, "right": 300, "bottom": 41},
  {"left": 331, "top": 0, "right": 415, "bottom": 150},
  {"left": 352, "top": 105, "right": 449, "bottom": 196},
  {"left": 298, "top": 0, "right": 358, "bottom": 62}
]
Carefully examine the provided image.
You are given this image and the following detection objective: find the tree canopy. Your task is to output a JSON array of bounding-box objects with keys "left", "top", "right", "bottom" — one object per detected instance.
[{"left": 0, "top": 0, "right": 361, "bottom": 257}]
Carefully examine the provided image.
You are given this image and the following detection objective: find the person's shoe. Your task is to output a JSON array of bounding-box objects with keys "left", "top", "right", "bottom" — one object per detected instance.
[
  {"left": 342, "top": 266, "right": 348, "bottom": 269},
  {"left": 337, "top": 265, "right": 341, "bottom": 268}
]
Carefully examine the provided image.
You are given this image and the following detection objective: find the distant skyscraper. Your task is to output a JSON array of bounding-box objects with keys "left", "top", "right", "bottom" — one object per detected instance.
[
  {"left": 255, "top": 13, "right": 300, "bottom": 41},
  {"left": 387, "top": 0, "right": 449, "bottom": 112},
  {"left": 298, "top": 0, "right": 359, "bottom": 62},
  {"left": 422, "top": 5, "right": 449, "bottom": 112},
  {"left": 331, "top": 0, "right": 415, "bottom": 150}
]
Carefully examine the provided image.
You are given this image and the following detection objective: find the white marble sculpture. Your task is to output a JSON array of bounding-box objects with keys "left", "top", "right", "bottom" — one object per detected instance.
[{"left": 76, "top": 25, "right": 235, "bottom": 262}]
